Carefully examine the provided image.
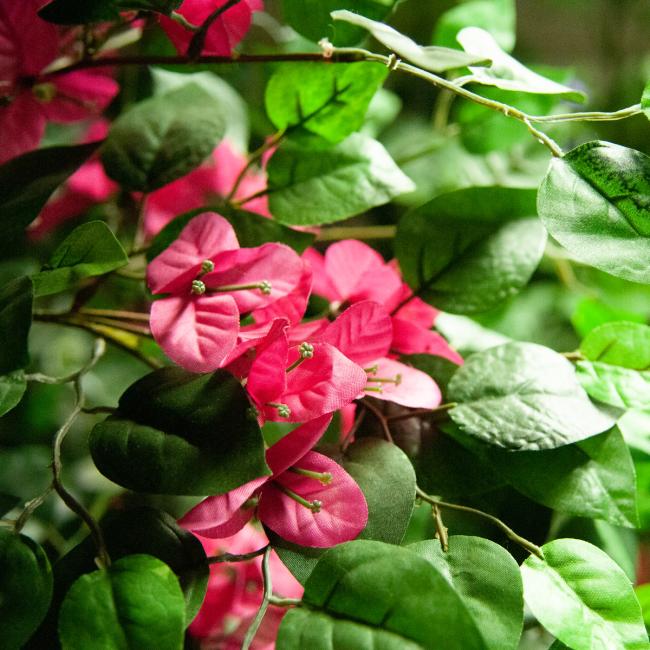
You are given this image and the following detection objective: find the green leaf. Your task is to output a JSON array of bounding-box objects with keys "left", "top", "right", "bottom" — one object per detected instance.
[
  {"left": 266, "top": 62, "right": 387, "bottom": 146},
  {"left": 0, "top": 493, "right": 19, "bottom": 517},
  {"left": 147, "top": 204, "right": 314, "bottom": 263},
  {"left": 572, "top": 298, "right": 645, "bottom": 338},
  {"left": 457, "top": 28, "right": 585, "bottom": 101},
  {"left": 272, "top": 438, "right": 417, "bottom": 584},
  {"left": 89, "top": 367, "right": 269, "bottom": 495},
  {"left": 101, "top": 83, "right": 225, "bottom": 192},
  {"left": 577, "top": 361, "right": 650, "bottom": 410},
  {"left": 451, "top": 424, "right": 638, "bottom": 527},
  {"left": 278, "top": 539, "right": 485, "bottom": 649},
  {"left": 39, "top": 0, "right": 181, "bottom": 23},
  {"left": 618, "top": 410, "right": 650, "bottom": 457},
  {"left": 581, "top": 322, "right": 650, "bottom": 370},
  {"left": 395, "top": 187, "right": 546, "bottom": 313},
  {"left": 0, "top": 143, "right": 99, "bottom": 250},
  {"left": 0, "top": 277, "right": 33, "bottom": 375},
  {"left": 435, "top": 312, "right": 510, "bottom": 356},
  {"left": 58, "top": 554, "right": 185, "bottom": 650},
  {"left": 0, "top": 529, "right": 53, "bottom": 650},
  {"left": 538, "top": 141, "right": 650, "bottom": 284},
  {"left": 331, "top": 11, "right": 490, "bottom": 71},
  {"left": 635, "top": 583, "right": 650, "bottom": 629},
  {"left": 0, "top": 371, "right": 27, "bottom": 417},
  {"left": 433, "top": 0, "right": 516, "bottom": 52},
  {"left": 409, "top": 536, "right": 524, "bottom": 650},
  {"left": 521, "top": 538, "right": 649, "bottom": 650},
  {"left": 281, "top": 0, "right": 398, "bottom": 46},
  {"left": 448, "top": 342, "right": 615, "bottom": 450},
  {"left": 267, "top": 133, "right": 414, "bottom": 225},
  {"left": 32, "top": 221, "right": 128, "bottom": 297}
]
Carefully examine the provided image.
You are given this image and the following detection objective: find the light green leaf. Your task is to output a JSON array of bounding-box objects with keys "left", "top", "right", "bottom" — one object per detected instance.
[
  {"left": 521, "top": 539, "right": 649, "bottom": 650},
  {"left": 581, "top": 322, "right": 650, "bottom": 370},
  {"left": 58, "top": 554, "right": 185, "bottom": 650},
  {"left": 89, "top": 367, "right": 269, "bottom": 495},
  {"left": 0, "top": 277, "right": 33, "bottom": 375},
  {"left": 361, "top": 88, "right": 402, "bottom": 137},
  {"left": 101, "top": 83, "right": 225, "bottom": 192},
  {"left": 266, "top": 62, "right": 387, "bottom": 145},
  {"left": 457, "top": 27, "right": 585, "bottom": 101},
  {"left": 278, "top": 539, "right": 485, "bottom": 649},
  {"left": 0, "top": 371, "right": 27, "bottom": 418},
  {"left": 572, "top": 298, "right": 645, "bottom": 338},
  {"left": 635, "top": 583, "right": 650, "bottom": 629},
  {"left": 267, "top": 133, "right": 414, "bottom": 225},
  {"left": 538, "top": 141, "right": 650, "bottom": 284},
  {"left": 448, "top": 342, "right": 615, "bottom": 450},
  {"left": 577, "top": 361, "right": 650, "bottom": 410},
  {"left": 32, "top": 221, "right": 128, "bottom": 297},
  {"left": 433, "top": 0, "right": 516, "bottom": 52},
  {"left": 331, "top": 10, "right": 490, "bottom": 71},
  {"left": 409, "top": 536, "right": 523, "bottom": 650},
  {"left": 0, "top": 529, "right": 53, "bottom": 650},
  {"left": 435, "top": 312, "right": 511, "bottom": 356},
  {"left": 618, "top": 410, "right": 650, "bottom": 457},
  {"left": 395, "top": 187, "right": 546, "bottom": 313}
]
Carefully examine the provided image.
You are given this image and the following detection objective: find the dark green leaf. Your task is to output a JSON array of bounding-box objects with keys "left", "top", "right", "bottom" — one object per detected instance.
[
  {"left": 410, "top": 536, "right": 524, "bottom": 649},
  {"left": 115, "top": 0, "right": 182, "bottom": 12},
  {"left": 331, "top": 11, "right": 490, "bottom": 71},
  {"left": 538, "top": 141, "right": 650, "bottom": 284},
  {"left": 0, "top": 494, "right": 19, "bottom": 517},
  {"left": 581, "top": 321, "right": 650, "bottom": 369},
  {"left": 89, "top": 367, "right": 269, "bottom": 495},
  {"left": 0, "top": 371, "right": 27, "bottom": 417},
  {"left": 39, "top": 0, "right": 181, "bottom": 23},
  {"left": 266, "top": 62, "right": 387, "bottom": 145},
  {"left": 278, "top": 540, "right": 485, "bottom": 649},
  {"left": 146, "top": 205, "right": 314, "bottom": 263},
  {"left": 267, "top": 133, "right": 414, "bottom": 225},
  {"left": 101, "top": 83, "right": 225, "bottom": 192},
  {"left": 395, "top": 187, "right": 546, "bottom": 313},
  {"left": 0, "top": 143, "right": 99, "bottom": 249},
  {"left": 0, "top": 277, "right": 33, "bottom": 375},
  {"left": 32, "top": 221, "right": 128, "bottom": 297},
  {"left": 448, "top": 342, "right": 614, "bottom": 450},
  {"left": 576, "top": 361, "right": 650, "bottom": 410},
  {"left": 401, "top": 354, "right": 459, "bottom": 394},
  {"left": 433, "top": 0, "right": 516, "bottom": 52},
  {"left": 521, "top": 539, "right": 648, "bottom": 649},
  {"left": 281, "top": 0, "right": 398, "bottom": 46},
  {"left": 58, "top": 554, "right": 185, "bottom": 650},
  {"left": 0, "top": 529, "right": 53, "bottom": 650}
]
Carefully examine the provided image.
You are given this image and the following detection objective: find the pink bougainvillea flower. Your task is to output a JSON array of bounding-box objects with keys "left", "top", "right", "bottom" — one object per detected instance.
[
  {"left": 190, "top": 525, "right": 302, "bottom": 649},
  {"left": 159, "top": 0, "right": 263, "bottom": 56},
  {"left": 304, "top": 240, "right": 463, "bottom": 365},
  {"left": 147, "top": 211, "right": 303, "bottom": 372},
  {"left": 180, "top": 415, "right": 368, "bottom": 548},
  {"left": 0, "top": 0, "right": 119, "bottom": 164},
  {"left": 144, "top": 140, "right": 269, "bottom": 237}
]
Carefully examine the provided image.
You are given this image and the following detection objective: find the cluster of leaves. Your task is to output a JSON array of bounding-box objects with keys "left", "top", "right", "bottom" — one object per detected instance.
[{"left": 3, "top": 0, "right": 650, "bottom": 649}]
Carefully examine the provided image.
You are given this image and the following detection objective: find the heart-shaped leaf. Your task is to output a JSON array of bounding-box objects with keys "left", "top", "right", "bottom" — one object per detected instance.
[
  {"left": 581, "top": 321, "right": 650, "bottom": 370},
  {"left": 577, "top": 361, "right": 650, "bottom": 410},
  {"left": 0, "top": 277, "right": 33, "bottom": 375}
]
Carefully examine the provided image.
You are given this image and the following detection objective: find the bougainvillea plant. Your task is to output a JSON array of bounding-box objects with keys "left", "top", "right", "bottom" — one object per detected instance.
[{"left": 3, "top": 0, "right": 650, "bottom": 648}]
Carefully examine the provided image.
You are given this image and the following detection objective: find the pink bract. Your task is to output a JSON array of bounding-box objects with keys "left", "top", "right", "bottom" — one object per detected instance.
[{"left": 180, "top": 415, "right": 368, "bottom": 548}]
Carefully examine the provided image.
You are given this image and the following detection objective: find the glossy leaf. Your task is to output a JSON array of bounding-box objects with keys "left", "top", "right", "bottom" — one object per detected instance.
[
  {"left": 267, "top": 133, "right": 414, "bottom": 225},
  {"left": 0, "top": 277, "right": 33, "bottom": 375},
  {"left": 278, "top": 539, "right": 485, "bottom": 649},
  {"left": 521, "top": 538, "right": 648, "bottom": 650},
  {"left": 266, "top": 62, "right": 387, "bottom": 145},
  {"left": 101, "top": 83, "right": 225, "bottom": 192},
  {"left": 32, "top": 221, "right": 128, "bottom": 297},
  {"left": 581, "top": 321, "right": 650, "bottom": 370},
  {"left": 395, "top": 187, "right": 546, "bottom": 313},
  {"left": 577, "top": 361, "right": 650, "bottom": 410},
  {"left": 457, "top": 28, "right": 584, "bottom": 101},
  {"left": 448, "top": 342, "right": 614, "bottom": 450},
  {"left": 410, "top": 536, "right": 524, "bottom": 650},
  {"left": 618, "top": 410, "right": 650, "bottom": 457},
  {"left": 89, "top": 367, "right": 269, "bottom": 495},
  {"left": 0, "top": 530, "right": 53, "bottom": 650},
  {"left": 332, "top": 10, "right": 490, "bottom": 71},
  {"left": 0, "top": 143, "right": 99, "bottom": 249},
  {"left": 0, "top": 494, "right": 19, "bottom": 517},
  {"left": 538, "top": 141, "right": 650, "bottom": 284},
  {"left": 0, "top": 371, "right": 27, "bottom": 417},
  {"left": 58, "top": 554, "right": 185, "bottom": 650},
  {"left": 38, "top": 0, "right": 120, "bottom": 23}
]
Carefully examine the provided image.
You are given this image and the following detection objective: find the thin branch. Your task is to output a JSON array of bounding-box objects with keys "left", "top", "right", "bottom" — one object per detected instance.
[
  {"left": 207, "top": 546, "right": 269, "bottom": 564},
  {"left": 361, "top": 399, "right": 393, "bottom": 444},
  {"left": 341, "top": 405, "right": 367, "bottom": 452},
  {"left": 385, "top": 402, "right": 457, "bottom": 423},
  {"left": 317, "top": 225, "right": 397, "bottom": 242},
  {"left": 187, "top": 0, "right": 244, "bottom": 58},
  {"left": 78, "top": 308, "right": 151, "bottom": 322},
  {"left": 415, "top": 486, "right": 544, "bottom": 559},
  {"left": 528, "top": 103, "right": 643, "bottom": 123},
  {"left": 242, "top": 547, "right": 273, "bottom": 650},
  {"left": 13, "top": 486, "right": 54, "bottom": 533}
]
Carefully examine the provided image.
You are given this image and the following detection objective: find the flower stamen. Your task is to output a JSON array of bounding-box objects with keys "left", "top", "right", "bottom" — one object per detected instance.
[
  {"left": 277, "top": 483, "right": 322, "bottom": 513},
  {"left": 289, "top": 466, "right": 332, "bottom": 485}
]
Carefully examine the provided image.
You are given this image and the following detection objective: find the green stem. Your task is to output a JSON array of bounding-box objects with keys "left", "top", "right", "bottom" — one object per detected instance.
[
  {"left": 415, "top": 486, "right": 544, "bottom": 559},
  {"left": 242, "top": 547, "right": 273, "bottom": 650},
  {"left": 385, "top": 402, "right": 457, "bottom": 422},
  {"left": 268, "top": 595, "right": 302, "bottom": 607},
  {"left": 13, "top": 486, "right": 54, "bottom": 533},
  {"left": 317, "top": 225, "right": 397, "bottom": 241}
]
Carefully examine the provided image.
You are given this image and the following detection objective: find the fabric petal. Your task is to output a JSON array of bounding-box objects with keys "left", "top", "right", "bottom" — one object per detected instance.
[
  {"left": 318, "top": 301, "right": 393, "bottom": 366},
  {"left": 394, "top": 293, "right": 439, "bottom": 327},
  {"left": 246, "top": 319, "right": 289, "bottom": 407},
  {"left": 365, "top": 357, "right": 441, "bottom": 409},
  {"left": 324, "top": 239, "right": 386, "bottom": 301},
  {"left": 150, "top": 294, "right": 239, "bottom": 373},
  {"left": 147, "top": 211, "right": 239, "bottom": 294},
  {"left": 391, "top": 318, "right": 463, "bottom": 364},
  {"left": 259, "top": 451, "right": 368, "bottom": 547},
  {"left": 0, "top": 92, "right": 45, "bottom": 163},
  {"left": 301, "top": 248, "right": 339, "bottom": 302}
]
